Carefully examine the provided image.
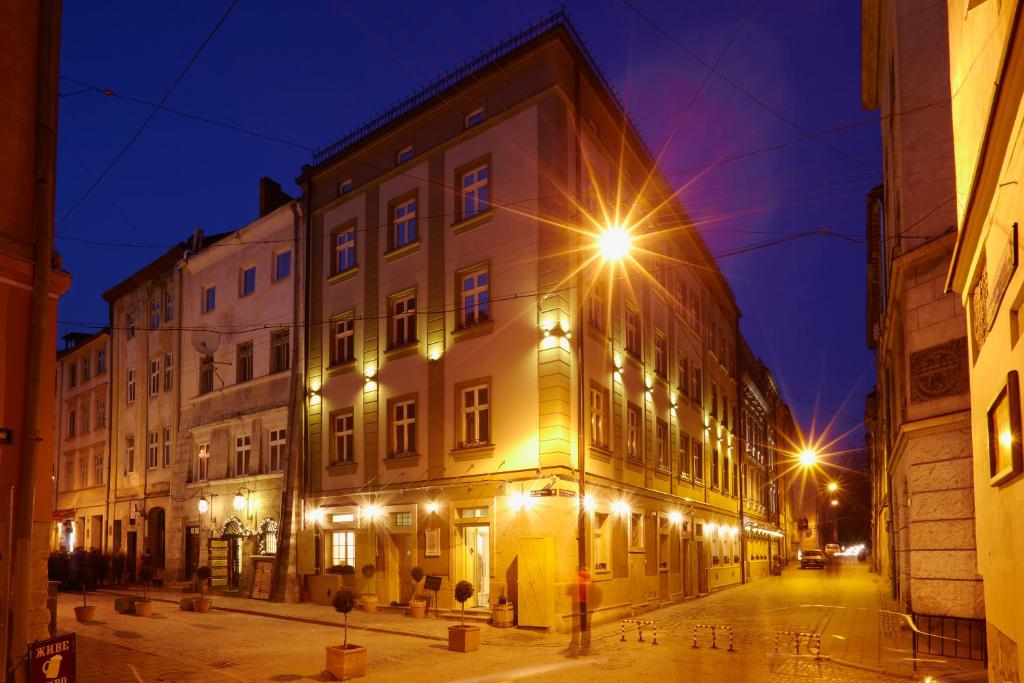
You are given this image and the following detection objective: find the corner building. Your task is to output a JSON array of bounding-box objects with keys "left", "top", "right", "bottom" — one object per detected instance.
[{"left": 300, "top": 14, "right": 771, "bottom": 628}]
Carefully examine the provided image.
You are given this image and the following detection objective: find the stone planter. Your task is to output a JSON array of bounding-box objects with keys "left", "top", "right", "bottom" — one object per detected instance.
[
  {"left": 194, "top": 597, "right": 213, "bottom": 613},
  {"left": 359, "top": 595, "right": 378, "bottom": 613},
  {"left": 408, "top": 599, "right": 427, "bottom": 618},
  {"left": 74, "top": 605, "right": 96, "bottom": 623},
  {"left": 133, "top": 600, "right": 154, "bottom": 617},
  {"left": 491, "top": 603, "right": 514, "bottom": 628},
  {"left": 114, "top": 597, "right": 135, "bottom": 614},
  {"left": 324, "top": 644, "right": 367, "bottom": 680},
  {"left": 448, "top": 625, "right": 480, "bottom": 652}
]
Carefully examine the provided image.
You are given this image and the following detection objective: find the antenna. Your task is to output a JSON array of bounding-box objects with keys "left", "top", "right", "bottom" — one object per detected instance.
[{"left": 190, "top": 329, "right": 221, "bottom": 356}]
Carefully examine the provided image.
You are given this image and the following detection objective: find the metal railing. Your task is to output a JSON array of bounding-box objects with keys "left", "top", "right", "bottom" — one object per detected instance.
[{"left": 911, "top": 613, "right": 987, "bottom": 669}]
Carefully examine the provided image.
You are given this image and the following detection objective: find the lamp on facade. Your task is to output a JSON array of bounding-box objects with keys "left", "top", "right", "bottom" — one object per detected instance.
[
  {"left": 198, "top": 495, "right": 209, "bottom": 514},
  {"left": 830, "top": 499, "right": 839, "bottom": 507},
  {"left": 582, "top": 494, "right": 596, "bottom": 513},
  {"left": 827, "top": 481, "right": 838, "bottom": 493},
  {"left": 798, "top": 449, "right": 818, "bottom": 467},
  {"left": 669, "top": 511, "right": 683, "bottom": 525},
  {"left": 612, "top": 500, "right": 630, "bottom": 516},
  {"left": 233, "top": 489, "right": 246, "bottom": 511},
  {"left": 426, "top": 501, "right": 439, "bottom": 514},
  {"left": 306, "top": 507, "right": 325, "bottom": 525}
]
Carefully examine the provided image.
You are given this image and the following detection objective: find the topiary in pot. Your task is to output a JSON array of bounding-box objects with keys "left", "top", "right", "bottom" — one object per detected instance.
[
  {"left": 448, "top": 580, "right": 479, "bottom": 652},
  {"left": 74, "top": 567, "right": 96, "bottom": 623},
  {"left": 408, "top": 566, "right": 427, "bottom": 617},
  {"left": 194, "top": 565, "right": 213, "bottom": 612},
  {"left": 134, "top": 565, "right": 155, "bottom": 616},
  {"left": 325, "top": 588, "right": 367, "bottom": 680},
  {"left": 359, "top": 564, "right": 377, "bottom": 613}
]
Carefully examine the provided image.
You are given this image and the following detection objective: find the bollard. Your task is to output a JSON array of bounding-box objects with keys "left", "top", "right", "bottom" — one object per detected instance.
[
  {"left": 621, "top": 620, "right": 626, "bottom": 642},
  {"left": 638, "top": 621, "right": 644, "bottom": 643},
  {"left": 693, "top": 625, "right": 699, "bottom": 649}
]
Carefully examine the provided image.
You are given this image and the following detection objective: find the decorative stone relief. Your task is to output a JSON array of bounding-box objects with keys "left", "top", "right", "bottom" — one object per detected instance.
[
  {"left": 970, "top": 267, "right": 989, "bottom": 353},
  {"left": 909, "top": 337, "right": 969, "bottom": 402}
]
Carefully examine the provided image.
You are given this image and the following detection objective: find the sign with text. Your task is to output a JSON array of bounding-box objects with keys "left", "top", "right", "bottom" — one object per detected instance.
[
  {"left": 423, "top": 575, "right": 443, "bottom": 592},
  {"left": 0, "top": 427, "right": 12, "bottom": 445},
  {"left": 30, "top": 632, "right": 75, "bottom": 683}
]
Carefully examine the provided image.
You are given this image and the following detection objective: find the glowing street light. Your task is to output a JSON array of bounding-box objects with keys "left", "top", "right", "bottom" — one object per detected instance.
[
  {"left": 827, "top": 482, "right": 839, "bottom": 493},
  {"left": 798, "top": 449, "right": 818, "bottom": 467},
  {"left": 596, "top": 225, "right": 632, "bottom": 262},
  {"left": 830, "top": 499, "right": 839, "bottom": 507}
]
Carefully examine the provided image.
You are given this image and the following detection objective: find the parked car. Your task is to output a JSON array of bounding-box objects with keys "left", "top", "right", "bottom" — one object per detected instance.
[
  {"left": 800, "top": 549, "right": 826, "bottom": 569},
  {"left": 824, "top": 543, "right": 840, "bottom": 558}
]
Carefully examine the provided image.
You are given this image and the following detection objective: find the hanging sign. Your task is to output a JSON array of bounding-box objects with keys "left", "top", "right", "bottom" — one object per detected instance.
[{"left": 30, "top": 632, "right": 75, "bottom": 683}]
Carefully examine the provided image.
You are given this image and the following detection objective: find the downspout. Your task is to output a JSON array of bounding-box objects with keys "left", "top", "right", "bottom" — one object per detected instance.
[
  {"left": 173, "top": 261, "right": 184, "bottom": 576},
  {"left": 737, "top": 361, "right": 746, "bottom": 585},
  {"left": 10, "top": 2, "right": 62, "bottom": 680}
]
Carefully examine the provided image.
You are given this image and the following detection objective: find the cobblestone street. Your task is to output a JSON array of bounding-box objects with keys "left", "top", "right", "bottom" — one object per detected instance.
[{"left": 52, "top": 561, "right": 986, "bottom": 682}]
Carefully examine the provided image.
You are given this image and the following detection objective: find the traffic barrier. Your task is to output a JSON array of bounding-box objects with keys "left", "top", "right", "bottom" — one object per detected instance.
[
  {"left": 691, "top": 624, "right": 734, "bottom": 652},
  {"left": 773, "top": 631, "right": 822, "bottom": 658},
  {"left": 620, "top": 619, "right": 658, "bottom": 644}
]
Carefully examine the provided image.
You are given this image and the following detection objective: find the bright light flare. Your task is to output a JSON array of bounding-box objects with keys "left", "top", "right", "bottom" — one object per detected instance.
[
  {"left": 363, "top": 504, "right": 382, "bottom": 519},
  {"left": 668, "top": 511, "right": 683, "bottom": 525},
  {"left": 596, "top": 225, "right": 632, "bottom": 261},
  {"left": 798, "top": 449, "right": 818, "bottom": 467},
  {"left": 830, "top": 499, "right": 839, "bottom": 507},
  {"left": 306, "top": 507, "right": 325, "bottom": 525},
  {"left": 1000, "top": 431, "right": 1013, "bottom": 448},
  {"left": 582, "top": 494, "right": 596, "bottom": 512},
  {"left": 827, "top": 482, "right": 838, "bottom": 493},
  {"left": 612, "top": 500, "right": 630, "bottom": 515}
]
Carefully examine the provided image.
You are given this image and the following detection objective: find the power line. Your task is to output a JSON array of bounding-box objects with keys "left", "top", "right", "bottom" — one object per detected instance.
[{"left": 58, "top": 0, "right": 240, "bottom": 225}]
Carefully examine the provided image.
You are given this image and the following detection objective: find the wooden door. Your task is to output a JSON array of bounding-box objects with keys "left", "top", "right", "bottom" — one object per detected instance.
[{"left": 517, "top": 537, "right": 554, "bottom": 628}]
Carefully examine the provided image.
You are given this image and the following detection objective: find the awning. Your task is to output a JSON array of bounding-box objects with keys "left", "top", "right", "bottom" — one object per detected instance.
[{"left": 51, "top": 509, "right": 76, "bottom": 520}]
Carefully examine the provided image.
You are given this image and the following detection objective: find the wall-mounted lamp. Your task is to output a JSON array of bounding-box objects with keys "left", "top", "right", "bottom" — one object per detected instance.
[
  {"left": 232, "top": 489, "right": 246, "bottom": 511},
  {"left": 428, "top": 346, "right": 442, "bottom": 362},
  {"left": 612, "top": 500, "right": 630, "bottom": 515},
  {"left": 362, "top": 503, "right": 383, "bottom": 520},
  {"left": 364, "top": 366, "right": 378, "bottom": 391},
  {"left": 306, "top": 507, "right": 325, "bottom": 525},
  {"left": 198, "top": 495, "right": 209, "bottom": 514},
  {"left": 668, "top": 510, "right": 683, "bottom": 525},
  {"left": 426, "top": 501, "right": 439, "bottom": 514},
  {"left": 582, "top": 494, "right": 596, "bottom": 512}
]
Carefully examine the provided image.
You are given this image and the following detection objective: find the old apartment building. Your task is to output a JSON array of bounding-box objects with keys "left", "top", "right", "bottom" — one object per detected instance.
[
  {"left": 945, "top": 0, "right": 1024, "bottom": 678},
  {"left": 861, "top": 0, "right": 983, "bottom": 624},
  {"left": 298, "top": 13, "right": 790, "bottom": 627},
  {"left": 52, "top": 330, "right": 110, "bottom": 553}
]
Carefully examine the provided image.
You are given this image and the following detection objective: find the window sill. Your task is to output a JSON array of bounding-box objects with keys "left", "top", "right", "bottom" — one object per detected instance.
[
  {"left": 450, "top": 443, "right": 495, "bottom": 460},
  {"left": 326, "top": 461, "right": 358, "bottom": 476},
  {"left": 588, "top": 443, "right": 612, "bottom": 462},
  {"left": 451, "top": 319, "right": 494, "bottom": 343},
  {"left": 384, "top": 342, "right": 419, "bottom": 360},
  {"left": 384, "top": 452, "right": 420, "bottom": 469},
  {"left": 328, "top": 267, "right": 359, "bottom": 285},
  {"left": 384, "top": 240, "right": 420, "bottom": 262},
  {"left": 327, "top": 360, "right": 358, "bottom": 377},
  {"left": 654, "top": 467, "right": 671, "bottom": 480},
  {"left": 586, "top": 323, "right": 607, "bottom": 344},
  {"left": 452, "top": 209, "right": 494, "bottom": 235},
  {"left": 625, "top": 457, "right": 643, "bottom": 472}
]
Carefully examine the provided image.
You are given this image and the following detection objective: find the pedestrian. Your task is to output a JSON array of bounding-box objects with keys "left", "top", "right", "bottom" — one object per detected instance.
[{"left": 112, "top": 552, "right": 125, "bottom": 586}]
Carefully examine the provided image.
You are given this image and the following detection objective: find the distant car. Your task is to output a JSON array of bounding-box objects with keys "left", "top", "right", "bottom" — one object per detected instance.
[
  {"left": 824, "top": 543, "right": 840, "bottom": 557},
  {"left": 800, "top": 549, "right": 826, "bottom": 569}
]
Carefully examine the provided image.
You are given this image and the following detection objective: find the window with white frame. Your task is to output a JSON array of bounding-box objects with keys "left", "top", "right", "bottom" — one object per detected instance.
[
  {"left": 332, "top": 411, "right": 354, "bottom": 464},
  {"left": 629, "top": 512, "right": 644, "bottom": 551},
  {"left": 691, "top": 366, "right": 702, "bottom": 404},
  {"left": 162, "top": 427, "right": 171, "bottom": 467},
  {"left": 590, "top": 385, "right": 608, "bottom": 447},
  {"left": 149, "top": 358, "right": 160, "bottom": 396},
  {"left": 627, "top": 403, "right": 641, "bottom": 461},
  {"left": 654, "top": 332, "right": 667, "bottom": 377},
  {"left": 199, "top": 355, "right": 214, "bottom": 394},
  {"left": 150, "top": 298, "right": 161, "bottom": 329},
  {"left": 202, "top": 285, "right": 216, "bottom": 313},
  {"left": 334, "top": 226, "right": 356, "bottom": 274},
  {"left": 588, "top": 283, "right": 606, "bottom": 330},
  {"left": 625, "top": 307, "right": 640, "bottom": 355},
  {"left": 94, "top": 454, "right": 104, "bottom": 486},
  {"left": 331, "top": 530, "right": 356, "bottom": 568},
  {"left": 82, "top": 356, "right": 91, "bottom": 381},
  {"left": 692, "top": 440, "right": 703, "bottom": 481},
  {"left": 79, "top": 457, "right": 88, "bottom": 488},
  {"left": 68, "top": 363, "right": 77, "bottom": 389},
  {"left": 81, "top": 405, "right": 89, "bottom": 435},
  {"left": 711, "top": 447, "right": 720, "bottom": 488},
  {"left": 459, "top": 384, "right": 490, "bottom": 446},
  {"left": 459, "top": 267, "right": 489, "bottom": 327},
  {"left": 269, "top": 428, "right": 286, "bottom": 472},
  {"left": 678, "top": 353, "right": 688, "bottom": 397},
  {"left": 235, "top": 435, "right": 252, "bottom": 476},
  {"left": 679, "top": 433, "right": 690, "bottom": 478},
  {"left": 126, "top": 313, "right": 136, "bottom": 340},
  {"left": 464, "top": 107, "right": 484, "bottom": 128},
  {"left": 390, "top": 292, "right": 416, "bottom": 347},
  {"left": 125, "top": 435, "right": 135, "bottom": 474},
  {"left": 196, "top": 443, "right": 209, "bottom": 481},
  {"left": 271, "top": 330, "right": 290, "bottom": 373},
  {"left": 64, "top": 458, "right": 74, "bottom": 490},
  {"left": 126, "top": 369, "right": 136, "bottom": 404},
  {"left": 460, "top": 164, "right": 489, "bottom": 220},
  {"left": 97, "top": 349, "right": 106, "bottom": 374},
  {"left": 689, "top": 290, "right": 699, "bottom": 330},
  {"left": 236, "top": 341, "right": 254, "bottom": 383},
  {"left": 274, "top": 250, "right": 292, "bottom": 281},
  {"left": 338, "top": 178, "right": 353, "bottom": 195},
  {"left": 656, "top": 420, "right": 669, "bottom": 470},
  {"left": 240, "top": 266, "right": 256, "bottom": 297},
  {"left": 164, "top": 353, "right": 173, "bottom": 391},
  {"left": 392, "top": 197, "right": 417, "bottom": 249},
  {"left": 67, "top": 410, "right": 76, "bottom": 438},
  {"left": 147, "top": 430, "right": 159, "bottom": 469},
  {"left": 593, "top": 512, "right": 611, "bottom": 571},
  {"left": 331, "top": 317, "right": 355, "bottom": 365},
  {"left": 391, "top": 399, "right": 416, "bottom": 455},
  {"left": 95, "top": 398, "right": 105, "bottom": 429}
]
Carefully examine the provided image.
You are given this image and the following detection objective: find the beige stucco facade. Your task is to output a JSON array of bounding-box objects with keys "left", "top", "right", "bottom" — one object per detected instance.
[{"left": 946, "top": 1, "right": 1024, "bottom": 679}]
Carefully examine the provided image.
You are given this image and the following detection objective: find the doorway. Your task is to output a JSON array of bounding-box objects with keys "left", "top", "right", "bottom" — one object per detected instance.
[
  {"left": 697, "top": 541, "right": 708, "bottom": 594},
  {"left": 460, "top": 525, "right": 490, "bottom": 607},
  {"left": 227, "top": 537, "right": 242, "bottom": 590},
  {"left": 148, "top": 507, "right": 166, "bottom": 568},
  {"left": 388, "top": 534, "right": 414, "bottom": 603},
  {"left": 126, "top": 530, "right": 137, "bottom": 581},
  {"left": 683, "top": 539, "right": 694, "bottom": 597},
  {"left": 184, "top": 525, "right": 200, "bottom": 580}
]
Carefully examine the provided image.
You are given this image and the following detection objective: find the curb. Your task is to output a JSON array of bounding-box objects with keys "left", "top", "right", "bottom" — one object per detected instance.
[{"left": 827, "top": 656, "right": 920, "bottom": 680}]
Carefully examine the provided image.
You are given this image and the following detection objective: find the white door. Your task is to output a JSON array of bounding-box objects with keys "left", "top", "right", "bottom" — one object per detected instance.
[{"left": 463, "top": 525, "right": 490, "bottom": 607}]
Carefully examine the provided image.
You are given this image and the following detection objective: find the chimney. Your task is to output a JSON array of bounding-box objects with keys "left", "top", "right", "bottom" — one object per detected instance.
[{"left": 259, "top": 177, "right": 293, "bottom": 217}]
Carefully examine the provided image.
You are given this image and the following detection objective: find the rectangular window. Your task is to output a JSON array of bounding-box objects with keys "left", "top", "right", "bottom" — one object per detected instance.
[
  {"left": 95, "top": 398, "right": 106, "bottom": 429},
  {"left": 126, "top": 369, "right": 136, "bottom": 404},
  {"left": 149, "top": 358, "right": 160, "bottom": 396},
  {"left": 67, "top": 410, "right": 76, "bottom": 438},
  {"left": 656, "top": 420, "right": 669, "bottom": 470},
  {"left": 711, "top": 447, "right": 720, "bottom": 488},
  {"left": 679, "top": 433, "right": 690, "bottom": 478},
  {"left": 331, "top": 531, "right": 356, "bottom": 568},
  {"left": 459, "top": 267, "right": 490, "bottom": 327},
  {"left": 391, "top": 511, "right": 413, "bottom": 527},
  {"left": 165, "top": 290, "right": 174, "bottom": 322},
  {"left": 678, "top": 354, "right": 688, "bottom": 397},
  {"left": 629, "top": 512, "right": 644, "bottom": 551},
  {"left": 64, "top": 458, "right": 74, "bottom": 490},
  {"left": 333, "top": 226, "right": 356, "bottom": 274},
  {"left": 240, "top": 266, "right": 256, "bottom": 297},
  {"left": 692, "top": 440, "right": 704, "bottom": 482},
  {"left": 397, "top": 145, "right": 413, "bottom": 164},
  {"left": 588, "top": 283, "right": 606, "bottom": 330},
  {"left": 589, "top": 385, "right": 608, "bottom": 447},
  {"left": 271, "top": 330, "right": 290, "bottom": 373},
  {"left": 654, "top": 332, "right": 667, "bottom": 377},
  {"left": 461, "top": 164, "right": 489, "bottom": 220},
  {"left": 391, "top": 197, "right": 417, "bottom": 249},
  {"left": 459, "top": 384, "right": 490, "bottom": 446},
  {"left": 689, "top": 290, "right": 699, "bottom": 330},
  {"left": 691, "top": 366, "right": 702, "bottom": 405},
  {"left": 199, "top": 355, "right": 214, "bottom": 394},
  {"left": 125, "top": 436, "right": 135, "bottom": 474},
  {"left": 332, "top": 411, "right": 354, "bottom": 464},
  {"left": 627, "top": 403, "right": 641, "bottom": 462},
  {"left": 458, "top": 507, "right": 488, "bottom": 519},
  {"left": 593, "top": 512, "right": 611, "bottom": 571},
  {"left": 202, "top": 286, "right": 216, "bottom": 313},
  {"left": 464, "top": 107, "right": 484, "bottom": 127},
  {"left": 625, "top": 307, "right": 640, "bottom": 355},
  {"left": 391, "top": 399, "right": 416, "bottom": 456},
  {"left": 274, "top": 251, "right": 291, "bottom": 281},
  {"left": 390, "top": 292, "right": 417, "bottom": 347},
  {"left": 236, "top": 341, "right": 254, "bottom": 383},
  {"left": 68, "top": 364, "right": 77, "bottom": 389},
  {"left": 161, "top": 427, "right": 172, "bottom": 467},
  {"left": 147, "top": 430, "right": 159, "bottom": 469},
  {"left": 82, "top": 356, "right": 91, "bottom": 381},
  {"left": 234, "top": 435, "right": 252, "bottom": 476},
  {"left": 331, "top": 317, "right": 355, "bottom": 365},
  {"left": 164, "top": 353, "right": 173, "bottom": 391},
  {"left": 269, "top": 428, "right": 286, "bottom": 472},
  {"left": 97, "top": 349, "right": 106, "bottom": 374},
  {"left": 196, "top": 443, "right": 209, "bottom": 481},
  {"left": 150, "top": 298, "right": 161, "bottom": 329},
  {"left": 723, "top": 452, "right": 731, "bottom": 493},
  {"left": 80, "top": 457, "right": 89, "bottom": 488},
  {"left": 81, "top": 405, "right": 89, "bottom": 435},
  {"left": 94, "top": 454, "right": 104, "bottom": 487},
  {"left": 338, "top": 178, "right": 353, "bottom": 195},
  {"left": 126, "top": 313, "right": 136, "bottom": 340},
  {"left": 711, "top": 382, "right": 718, "bottom": 420}
]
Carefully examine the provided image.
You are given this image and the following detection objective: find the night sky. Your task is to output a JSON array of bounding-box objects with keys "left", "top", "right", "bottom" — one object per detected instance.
[{"left": 55, "top": 1, "right": 879, "bottom": 463}]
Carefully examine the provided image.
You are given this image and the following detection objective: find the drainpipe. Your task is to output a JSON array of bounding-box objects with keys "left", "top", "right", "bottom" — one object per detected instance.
[
  {"left": 572, "top": 62, "right": 588, "bottom": 641},
  {"left": 737, "top": 373, "right": 746, "bottom": 585}
]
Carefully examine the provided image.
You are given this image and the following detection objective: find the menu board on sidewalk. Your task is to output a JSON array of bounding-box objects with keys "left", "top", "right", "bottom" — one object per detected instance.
[{"left": 209, "top": 539, "right": 229, "bottom": 586}]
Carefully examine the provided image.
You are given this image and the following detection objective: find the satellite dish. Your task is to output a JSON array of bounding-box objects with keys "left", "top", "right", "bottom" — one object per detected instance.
[{"left": 190, "top": 329, "right": 221, "bottom": 356}]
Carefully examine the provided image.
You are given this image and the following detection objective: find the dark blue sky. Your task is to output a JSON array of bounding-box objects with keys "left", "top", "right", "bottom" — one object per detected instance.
[{"left": 56, "top": 1, "right": 879, "bottom": 456}]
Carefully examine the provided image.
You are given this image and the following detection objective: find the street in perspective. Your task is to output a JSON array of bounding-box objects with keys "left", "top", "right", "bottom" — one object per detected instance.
[{"left": 1, "top": 1, "right": 1019, "bottom": 682}]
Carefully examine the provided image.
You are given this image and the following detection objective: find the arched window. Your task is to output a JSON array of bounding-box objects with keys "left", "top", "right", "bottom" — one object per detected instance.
[{"left": 257, "top": 518, "right": 278, "bottom": 555}]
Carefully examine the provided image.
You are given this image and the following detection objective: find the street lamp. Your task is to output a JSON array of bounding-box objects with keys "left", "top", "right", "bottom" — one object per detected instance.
[
  {"left": 596, "top": 225, "right": 632, "bottom": 262},
  {"left": 830, "top": 498, "right": 839, "bottom": 507},
  {"left": 798, "top": 449, "right": 818, "bottom": 467},
  {"left": 827, "top": 481, "right": 838, "bottom": 493}
]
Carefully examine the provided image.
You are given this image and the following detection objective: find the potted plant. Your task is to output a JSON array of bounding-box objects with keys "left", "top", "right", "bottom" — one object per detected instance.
[
  {"left": 194, "top": 565, "right": 213, "bottom": 613},
  {"left": 324, "top": 589, "right": 367, "bottom": 680},
  {"left": 134, "top": 565, "right": 155, "bottom": 616},
  {"left": 359, "top": 564, "right": 378, "bottom": 613},
  {"left": 408, "top": 566, "right": 427, "bottom": 617},
  {"left": 491, "top": 591, "right": 513, "bottom": 628},
  {"left": 448, "top": 580, "right": 479, "bottom": 652},
  {"left": 73, "top": 567, "right": 96, "bottom": 623}
]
